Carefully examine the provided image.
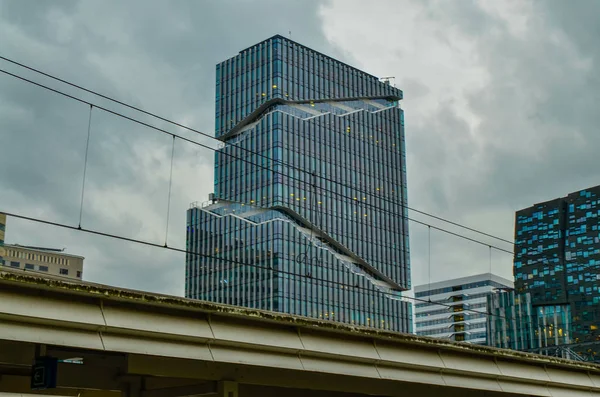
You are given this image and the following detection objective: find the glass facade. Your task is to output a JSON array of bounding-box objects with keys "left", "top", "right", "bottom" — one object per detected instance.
[
  {"left": 515, "top": 185, "right": 600, "bottom": 349},
  {"left": 186, "top": 35, "right": 411, "bottom": 332},
  {"left": 488, "top": 291, "right": 535, "bottom": 350},
  {"left": 487, "top": 291, "right": 572, "bottom": 352}
]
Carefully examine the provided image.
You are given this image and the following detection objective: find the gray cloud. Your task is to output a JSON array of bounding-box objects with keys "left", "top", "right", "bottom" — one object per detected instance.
[
  {"left": 318, "top": 0, "right": 600, "bottom": 289},
  {"left": 0, "top": 0, "right": 332, "bottom": 295},
  {"left": 3, "top": 0, "right": 599, "bottom": 303}
]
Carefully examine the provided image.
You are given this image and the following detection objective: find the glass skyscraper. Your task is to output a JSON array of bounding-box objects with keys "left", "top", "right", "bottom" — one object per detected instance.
[
  {"left": 515, "top": 185, "right": 600, "bottom": 355},
  {"left": 186, "top": 35, "right": 411, "bottom": 332}
]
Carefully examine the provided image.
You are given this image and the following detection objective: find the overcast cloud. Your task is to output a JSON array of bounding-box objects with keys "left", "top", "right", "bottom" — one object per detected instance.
[{"left": 0, "top": 0, "right": 599, "bottom": 297}]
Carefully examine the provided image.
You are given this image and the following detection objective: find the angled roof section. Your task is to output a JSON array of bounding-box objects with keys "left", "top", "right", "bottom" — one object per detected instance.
[{"left": 228, "top": 34, "right": 401, "bottom": 92}]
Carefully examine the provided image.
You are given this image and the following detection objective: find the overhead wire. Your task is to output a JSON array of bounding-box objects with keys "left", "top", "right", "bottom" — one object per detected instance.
[
  {"left": 0, "top": 61, "right": 544, "bottom": 337},
  {"left": 78, "top": 104, "right": 93, "bottom": 229},
  {"left": 3, "top": 208, "right": 553, "bottom": 353},
  {"left": 0, "top": 55, "right": 513, "bottom": 245},
  {"left": 0, "top": 66, "right": 515, "bottom": 258},
  {"left": 2, "top": 209, "right": 526, "bottom": 326}
]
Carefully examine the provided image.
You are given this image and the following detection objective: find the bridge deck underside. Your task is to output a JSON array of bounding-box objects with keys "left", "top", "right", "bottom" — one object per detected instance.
[
  {"left": 0, "top": 270, "right": 599, "bottom": 397},
  {"left": 0, "top": 340, "right": 528, "bottom": 397}
]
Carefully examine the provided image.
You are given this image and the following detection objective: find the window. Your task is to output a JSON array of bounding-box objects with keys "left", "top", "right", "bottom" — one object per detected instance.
[
  {"left": 60, "top": 268, "right": 69, "bottom": 275},
  {"left": 76, "top": 271, "right": 82, "bottom": 278},
  {"left": 38, "top": 266, "right": 48, "bottom": 272},
  {"left": 25, "top": 264, "right": 34, "bottom": 270},
  {"left": 10, "top": 261, "right": 19, "bottom": 268}
]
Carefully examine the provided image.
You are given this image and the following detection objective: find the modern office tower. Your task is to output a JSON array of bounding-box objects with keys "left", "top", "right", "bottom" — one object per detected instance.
[
  {"left": 186, "top": 35, "right": 411, "bottom": 331},
  {"left": 1, "top": 244, "right": 84, "bottom": 280},
  {"left": 414, "top": 273, "right": 513, "bottom": 344},
  {"left": 515, "top": 185, "right": 600, "bottom": 353},
  {"left": 487, "top": 290, "right": 572, "bottom": 353}
]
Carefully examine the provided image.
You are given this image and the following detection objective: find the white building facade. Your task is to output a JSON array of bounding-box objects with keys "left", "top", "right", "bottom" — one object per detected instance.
[{"left": 415, "top": 273, "right": 513, "bottom": 344}]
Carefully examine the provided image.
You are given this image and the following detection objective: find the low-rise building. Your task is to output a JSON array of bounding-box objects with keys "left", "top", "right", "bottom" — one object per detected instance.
[
  {"left": 415, "top": 273, "right": 513, "bottom": 344},
  {"left": 1, "top": 244, "right": 84, "bottom": 280}
]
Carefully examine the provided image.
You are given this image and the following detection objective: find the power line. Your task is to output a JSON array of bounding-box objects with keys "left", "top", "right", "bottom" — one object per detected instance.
[
  {"left": 0, "top": 55, "right": 513, "bottom": 245},
  {"left": 0, "top": 66, "right": 515, "bottom": 257},
  {"left": 1, "top": 209, "right": 522, "bottom": 325},
  {"left": 3, "top": 207, "right": 556, "bottom": 353},
  {"left": 7, "top": 250, "right": 551, "bottom": 349},
  {"left": 0, "top": 58, "right": 575, "bottom": 348}
]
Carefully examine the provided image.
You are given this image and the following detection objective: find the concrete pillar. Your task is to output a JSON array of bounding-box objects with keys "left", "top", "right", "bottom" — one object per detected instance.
[
  {"left": 121, "top": 378, "right": 142, "bottom": 397},
  {"left": 218, "top": 381, "right": 238, "bottom": 397}
]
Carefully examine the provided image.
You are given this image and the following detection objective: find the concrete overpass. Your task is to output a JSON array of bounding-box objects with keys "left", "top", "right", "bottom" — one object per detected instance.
[{"left": 0, "top": 268, "right": 599, "bottom": 397}]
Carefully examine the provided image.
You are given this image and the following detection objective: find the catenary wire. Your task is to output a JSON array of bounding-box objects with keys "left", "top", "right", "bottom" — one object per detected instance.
[
  {"left": 0, "top": 263, "right": 546, "bottom": 350},
  {"left": 78, "top": 104, "right": 93, "bottom": 228},
  {"left": 3, "top": 208, "right": 549, "bottom": 352},
  {"left": 0, "top": 67, "right": 515, "bottom": 256},
  {"left": 0, "top": 55, "right": 513, "bottom": 245},
  {"left": 164, "top": 135, "right": 176, "bottom": 246},
  {"left": 2, "top": 209, "right": 527, "bottom": 325},
  {"left": 2, "top": 64, "right": 543, "bottom": 338},
  {"left": 8, "top": 260, "right": 528, "bottom": 335},
  {"left": 0, "top": 61, "right": 572, "bottom": 347}
]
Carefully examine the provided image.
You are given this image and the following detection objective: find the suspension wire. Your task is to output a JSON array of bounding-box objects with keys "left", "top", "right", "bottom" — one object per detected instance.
[
  {"left": 5, "top": 207, "right": 554, "bottom": 351},
  {"left": 0, "top": 56, "right": 513, "bottom": 246},
  {"left": 427, "top": 226, "right": 431, "bottom": 303},
  {"left": 0, "top": 67, "right": 516, "bottom": 257},
  {"left": 1, "top": 209, "right": 521, "bottom": 324},
  {"left": 0, "top": 61, "right": 573, "bottom": 346},
  {"left": 0, "top": 67, "right": 535, "bottom": 329},
  {"left": 164, "top": 135, "right": 176, "bottom": 247},
  {"left": 78, "top": 104, "right": 93, "bottom": 229},
  {"left": 1, "top": 253, "right": 559, "bottom": 349},
  {"left": 489, "top": 245, "right": 492, "bottom": 274}
]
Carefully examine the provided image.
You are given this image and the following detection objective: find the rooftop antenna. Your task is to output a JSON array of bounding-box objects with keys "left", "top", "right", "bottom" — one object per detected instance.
[{"left": 289, "top": 30, "right": 292, "bottom": 39}]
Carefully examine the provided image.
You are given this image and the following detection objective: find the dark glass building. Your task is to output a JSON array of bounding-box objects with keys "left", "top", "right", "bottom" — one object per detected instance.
[
  {"left": 514, "top": 185, "right": 600, "bottom": 354},
  {"left": 186, "top": 35, "right": 411, "bottom": 332},
  {"left": 487, "top": 290, "right": 535, "bottom": 351}
]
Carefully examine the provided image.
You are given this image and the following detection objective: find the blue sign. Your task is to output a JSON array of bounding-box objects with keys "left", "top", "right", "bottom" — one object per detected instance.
[{"left": 31, "top": 356, "right": 57, "bottom": 390}]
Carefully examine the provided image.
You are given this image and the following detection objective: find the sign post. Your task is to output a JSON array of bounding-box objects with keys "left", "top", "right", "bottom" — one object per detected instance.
[{"left": 30, "top": 356, "right": 58, "bottom": 390}]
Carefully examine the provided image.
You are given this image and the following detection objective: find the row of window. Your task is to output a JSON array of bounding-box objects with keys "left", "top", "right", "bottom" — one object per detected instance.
[
  {"left": 186, "top": 204, "right": 410, "bottom": 331},
  {"left": 216, "top": 36, "right": 401, "bottom": 137},
  {"left": 415, "top": 280, "right": 509, "bottom": 298},
  {"left": 4, "top": 249, "right": 71, "bottom": 266},
  {"left": 3, "top": 260, "right": 81, "bottom": 277}
]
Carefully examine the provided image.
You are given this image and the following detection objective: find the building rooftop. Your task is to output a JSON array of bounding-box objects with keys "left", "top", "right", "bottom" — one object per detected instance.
[
  {"left": 225, "top": 34, "right": 402, "bottom": 97},
  {"left": 519, "top": 183, "right": 600, "bottom": 211},
  {"left": 4, "top": 243, "right": 85, "bottom": 259},
  {"left": 414, "top": 272, "right": 514, "bottom": 293}
]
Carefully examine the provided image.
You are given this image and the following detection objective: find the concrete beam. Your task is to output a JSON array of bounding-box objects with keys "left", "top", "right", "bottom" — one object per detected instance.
[
  {"left": 141, "top": 383, "right": 217, "bottom": 397},
  {"left": 56, "top": 362, "right": 122, "bottom": 391},
  {"left": 2, "top": 271, "right": 600, "bottom": 396}
]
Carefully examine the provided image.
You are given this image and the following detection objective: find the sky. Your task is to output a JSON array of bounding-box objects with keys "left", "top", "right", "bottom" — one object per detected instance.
[{"left": 0, "top": 0, "right": 599, "bottom": 298}]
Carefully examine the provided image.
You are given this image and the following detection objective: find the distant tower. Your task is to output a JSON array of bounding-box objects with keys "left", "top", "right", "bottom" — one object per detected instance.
[{"left": 514, "top": 186, "right": 600, "bottom": 349}]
